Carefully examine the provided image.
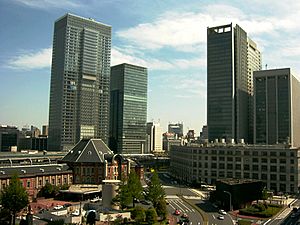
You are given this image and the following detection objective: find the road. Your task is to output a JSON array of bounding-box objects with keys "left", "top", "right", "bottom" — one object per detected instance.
[
  {"left": 158, "top": 172, "right": 233, "bottom": 225},
  {"left": 267, "top": 199, "right": 300, "bottom": 225}
]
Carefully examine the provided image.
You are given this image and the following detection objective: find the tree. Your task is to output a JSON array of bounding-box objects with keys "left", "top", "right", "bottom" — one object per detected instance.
[
  {"left": 155, "top": 199, "right": 167, "bottom": 219},
  {"left": 127, "top": 171, "right": 143, "bottom": 207},
  {"left": 145, "top": 208, "right": 158, "bottom": 224},
  {"left": 0, "top": 174, "right": 29, "bottom": 225},
  {"left": 38, "top": 182, "right": 59, "bottom": 198},
  {"left": 131, "top": 206, "right": 145, "bottom": 224},
  {"left": 116, "top": 171, "right": 143, "bottom": 208},
  {"left": 147, "top": 171, "right": 165, "bottom": 208}
]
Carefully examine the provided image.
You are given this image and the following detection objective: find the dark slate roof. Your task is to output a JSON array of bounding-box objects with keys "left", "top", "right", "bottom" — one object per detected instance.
[
  {"left": 61, "top": 139, "right": 114, "bottom": 163},
  {"left": 0, "top": 164, "right": 71, "bottom": 179}
]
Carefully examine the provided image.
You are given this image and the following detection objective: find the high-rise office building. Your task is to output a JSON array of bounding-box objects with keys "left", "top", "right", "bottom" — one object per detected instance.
[
  {"left": 0, "top": 125, "right": 19, "bottom": 152},
  {"left": 254, "top": 68, "right": 300, "bottom": 146},
  {"left": 109, "top": 63, "right": 147, "bottom": 154},
  {"left": 207, "top": 23, "right": 261, "bottom": 143},
  {"left": 146, "top": 122, "right": 163, "bottom": 153},
  {"left": 168, "top": 123, "right": 183, "bottom": 138},
  {"left": 48, "top": 14, "right": 111, "bottom": 151}
]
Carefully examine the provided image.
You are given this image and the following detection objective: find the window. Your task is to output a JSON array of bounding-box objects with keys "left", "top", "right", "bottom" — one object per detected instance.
[
  {"left": 261, "top": 165, "right": 267, "bottom": 171},
  {"left": 261, "top": 158, "right": 267, "bottom": 163},
  {"left": 270, "top": 158, "right": 277, "bottom": 163},
  {"left": 253, "top": 158, "right": 259, "bottom": 163},
  {"left": 262, "top": 152, "right": 268, "bottom": 156},
  {"left": 227, "top": 157, "right": 233, "bottom": 161},
  {"left": 270, "top": 166, "right": 277, "bottom": 172},
  {"left": 235, "top": 164, "right": 241, "bottom": 170},
  {"left": 270, "top": 174, "right": 277, "bottom": 180},
  {"left": 244, "top": 164, "right": 250, "bottom": 170},
  {"left": 270, "top": 152, "right": 277, "bottom": 157},
  {"left": 227, "top": 164, "right": 233, "bottom": 170},
  {"left": 280, "top": 175, "right": 286, "bottom": 181},
  {"left": 244, "top": 173, "right": 250, "bottom": 178},
  {"left": 252, "top": 173, "right": 259, "bottom": 179},
  {"left": 27, "top": 181, "right": 30, "bottom": 188},
  {"left": 280, "top": 166, "right": 286, "bottom": 173},
  {"left": 290, "top": 175, "right": 294, "bottom": 181},
  {"left": 52, "top": 178, "right": 55, "bottom": 184},
  {"left": 219, "top": 163, "right": 225, "bottom": 169},
  {"left": 252, "top": 165, "right": 259, "bottom": 170},
  {"left": 280, "top": 159, "right": 286, "bottom": 164},
  {"left": 261, "top": 174, "right": 267, "bottom": 180},
  {"left": 236, "top": 157, "right": 241, "bottom": 162}
]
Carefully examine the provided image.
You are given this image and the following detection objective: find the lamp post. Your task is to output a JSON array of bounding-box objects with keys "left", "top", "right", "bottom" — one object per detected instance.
[{"left": 224, "top": 191, "right": 232, "bottom": 211}]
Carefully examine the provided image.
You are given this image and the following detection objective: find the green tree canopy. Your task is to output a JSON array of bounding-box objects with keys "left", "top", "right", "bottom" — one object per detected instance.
[
  {"left": 127, "top": 171, "right": 143, "bottom": 207},
  {"left": 145, "top": 208, "right": 158, "bottom": 225},
  {"left": 147, "top": 171, "right": 165, "bottom": 208},
  {"left": 0, "top": 174, "right": 29, "bottom": 225},
  {"left": 38, "top": 182, "right": 59, "bottom": 198},
  {"left": 131, "top": 206, "right": 146, "bottom": 224},
  {"left": 116, "top": 171, "right": 143, "bottom": 208},
  {"left": 155, "top": 199, "right": 167, "bottom": 219}
]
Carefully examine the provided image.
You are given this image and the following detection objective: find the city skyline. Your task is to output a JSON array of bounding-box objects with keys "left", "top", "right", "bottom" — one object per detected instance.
[{"left": 1, "top": 0, "right": 300, "bottom": 134}]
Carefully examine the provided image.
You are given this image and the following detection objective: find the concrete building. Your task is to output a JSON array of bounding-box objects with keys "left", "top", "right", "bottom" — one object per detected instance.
[
  {"left": 168, "top": 123, "right": 183, "bottom": 138},
  {"left": 42, "top": 125, "right": 48, "bottom": 136},
  {"left": 207, "top": 24, "right": 261, "bottom": 144},
  {"left": 170, "top": 143, "right": 300, "bottom": 193},
  {"left": 0, "top": 125, "right": 19, "bottom": 152},
  {"left": 48, "top": 13, "right": 111, "bottom": 151},
  {"left": 254, "top": 68, "right": 300, "bottom": 147},
  {"left": 146, "top": 122, "right": 163, "bottom": 154},
  {"left": 109, "top": 63, "right": 148, "bottom": 154}
]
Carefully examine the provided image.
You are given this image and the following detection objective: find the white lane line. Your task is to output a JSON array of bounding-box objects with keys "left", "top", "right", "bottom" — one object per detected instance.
[
  {"left": 212, "top": 215, "right": 216, "bottom": 219},
  {"left": 168, "top": 202, "right": 176, "bottom": 210},
  {"left": 171, "top": 200, "right": 186, "bottom": 212},
  {"left": 177, "top": 199, "right": 193, "bottom": 212}
]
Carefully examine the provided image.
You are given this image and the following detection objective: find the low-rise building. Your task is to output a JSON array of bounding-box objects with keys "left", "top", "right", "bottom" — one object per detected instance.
[{"left": 170, "top": 143, "right": 300, "bottom": 193}]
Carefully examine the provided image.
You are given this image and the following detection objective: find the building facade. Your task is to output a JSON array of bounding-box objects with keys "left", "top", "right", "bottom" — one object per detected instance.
[
  {"left": 0, "top": 125, "right": 19, "bottom": 152},
  {"left": 207, "top": 24, "right": 261, "bottom": 144},
  {"left": 168, "top": 123, "right": 183, "bottom": 138},
  {"left": 48, "top": 13, "right": 111, "bottom": 151},
  {"left": 146, "top": 122, "right": 163, "bottom": 154},
  {"left": 0, "top": 164, "right": 72, "bottom": 199},
  {"left": 170, "top": 143, "right": 300, "bottom": 193},
  {"left": 109, "top": 63, "right": 148, "bottom": 154},
  {"left": 62, "top": 139, "right": 130, "bottom": 184},
  {"left": 254, "top": 68, "right": 300, "bottom": 147}
]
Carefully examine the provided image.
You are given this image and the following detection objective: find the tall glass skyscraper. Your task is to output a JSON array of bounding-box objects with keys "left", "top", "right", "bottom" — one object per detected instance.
[
  {"left": 48, "top": 14, "right": 111, "bottom": 151},
  {"left": 109, "top": 63, "right": 148, "bottom": 154},
  {"left": 207, "top": 23, "right": 261, "bottom": 143}
]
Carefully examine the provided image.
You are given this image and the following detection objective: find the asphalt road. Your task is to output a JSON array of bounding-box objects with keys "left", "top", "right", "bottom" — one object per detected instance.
[{"left": 159, "top": 172, "right": 234, "bottom": 225}]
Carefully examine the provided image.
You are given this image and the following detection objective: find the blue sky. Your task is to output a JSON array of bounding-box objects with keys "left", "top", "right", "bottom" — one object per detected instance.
[{"left": 1, "top": 0, "right": 300, "bottom": 134}]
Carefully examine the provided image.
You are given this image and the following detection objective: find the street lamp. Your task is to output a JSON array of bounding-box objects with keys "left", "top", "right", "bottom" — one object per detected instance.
[{"left": 224, "top": 191, "right": 232, "bottom": 211}]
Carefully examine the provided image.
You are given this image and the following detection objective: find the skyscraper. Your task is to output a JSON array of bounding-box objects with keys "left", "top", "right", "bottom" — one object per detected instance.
[
  {"left": 207, "top": 23, "right": 261, "bottom": 143},
  {"left": 48, "top": 14, "right": 111, "bottom": 151},
  {"left": 146, "top": 122, "right": 163, "bottom": 153},
  {"left": 109, "top": 63, "right": 148, "bottom": 154},
  {"left": 168, "top": 123, "right": 183, "bottom": 138},
  {"left": 254, "top": 68, "right": 300, "bottom": 146}
]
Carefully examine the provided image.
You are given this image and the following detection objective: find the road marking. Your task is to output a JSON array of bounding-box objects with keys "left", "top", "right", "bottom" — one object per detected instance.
[
  {"left": 166, "top": 195, "right": 179, "bottom": 199},
  {"left": 212, "top": 215, "right": 216, "bottom": 219}
]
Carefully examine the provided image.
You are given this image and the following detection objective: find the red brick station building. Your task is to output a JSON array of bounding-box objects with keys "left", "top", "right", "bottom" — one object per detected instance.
[{"left": 0, "top": 139, "right": 141, "bottom": 199}]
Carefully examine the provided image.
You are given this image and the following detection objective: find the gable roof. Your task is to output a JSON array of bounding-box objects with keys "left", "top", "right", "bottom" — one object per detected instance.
[{"left": 61, "top": 139, "right": 114, "bottom": 163}]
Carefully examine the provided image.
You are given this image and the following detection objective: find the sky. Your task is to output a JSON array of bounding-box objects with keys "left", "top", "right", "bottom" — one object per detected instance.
[{"left": 1, "top": 0, "right": 300, "bottom": 134}]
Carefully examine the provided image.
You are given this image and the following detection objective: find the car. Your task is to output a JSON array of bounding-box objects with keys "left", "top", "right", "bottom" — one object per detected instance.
[
  {"left": 71, "top": 209, "right": 80, "bottom": 216},
  {"left": 218, "top": 215, "right": 225, "bottom": 220},
  {"left": 174, "top": 209, "right": 181, "bottom": 215},
  {"left": 182, "top": 213, "right": 188, "bottom": 218},
  {"left": 54, "top": 205, "right": 63, "bottom": 210},
  {"left": 219, "top": 209, "right": 227, "bottom": 215}
]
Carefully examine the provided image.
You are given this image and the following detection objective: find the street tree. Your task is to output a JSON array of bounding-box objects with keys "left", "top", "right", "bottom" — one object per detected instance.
[
  {"left": 145, "top": 208, "right": 158, "bottom": 224},
  {"left": 147, "top": 171, "right": 165, "bottom": 208},
  {"left": 0, "top": 174, "right": 29, "bottom": 225},
  {"left": 127, "top": 171, "right": 143, "bottom": 207}
]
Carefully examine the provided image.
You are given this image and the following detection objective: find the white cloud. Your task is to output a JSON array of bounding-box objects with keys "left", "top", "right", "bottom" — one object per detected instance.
[
  {"left": 116, "top": 2, "right": 300, "bottom": 53},
  {"left": 112, "top": 47, "right": 205, "bottom": 71},
  {"left": 7, "top": 48, "right": 52, "bottom": 70},
  {"left": 13, "top": 0, "right": 81, "bottom": 9}
]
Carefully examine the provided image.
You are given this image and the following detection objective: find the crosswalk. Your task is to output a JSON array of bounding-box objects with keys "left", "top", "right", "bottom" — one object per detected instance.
[{"left": 167, "top": 198, "right": 195, "bottom": 213}]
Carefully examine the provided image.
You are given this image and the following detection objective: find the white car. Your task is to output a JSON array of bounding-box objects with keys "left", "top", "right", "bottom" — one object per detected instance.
[
  {"left": 219, "top": 209, "right": 227, "bottom": 215},
  {"left": 54, "top": 205, "right": 63, "bottom": 210},
  {"left": 71, "top": 209, "right": 80, "bottom": 216},
  {"left": 218, "top": 215, "right": 225, "bottom": 220}
]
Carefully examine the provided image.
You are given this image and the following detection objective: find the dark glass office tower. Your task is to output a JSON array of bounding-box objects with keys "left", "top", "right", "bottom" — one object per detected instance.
[
  {"left": 109, "top": 63, "right": 147, "bottom": 154},
  {"left": 254, "top": 68, "right": 300, "bottom": 147},
  {"left": 207, "top": 24, "right": 261, "bottom": 143},
  {"left": 48, "top": 14, "right": 111, "bottom": 151}
]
